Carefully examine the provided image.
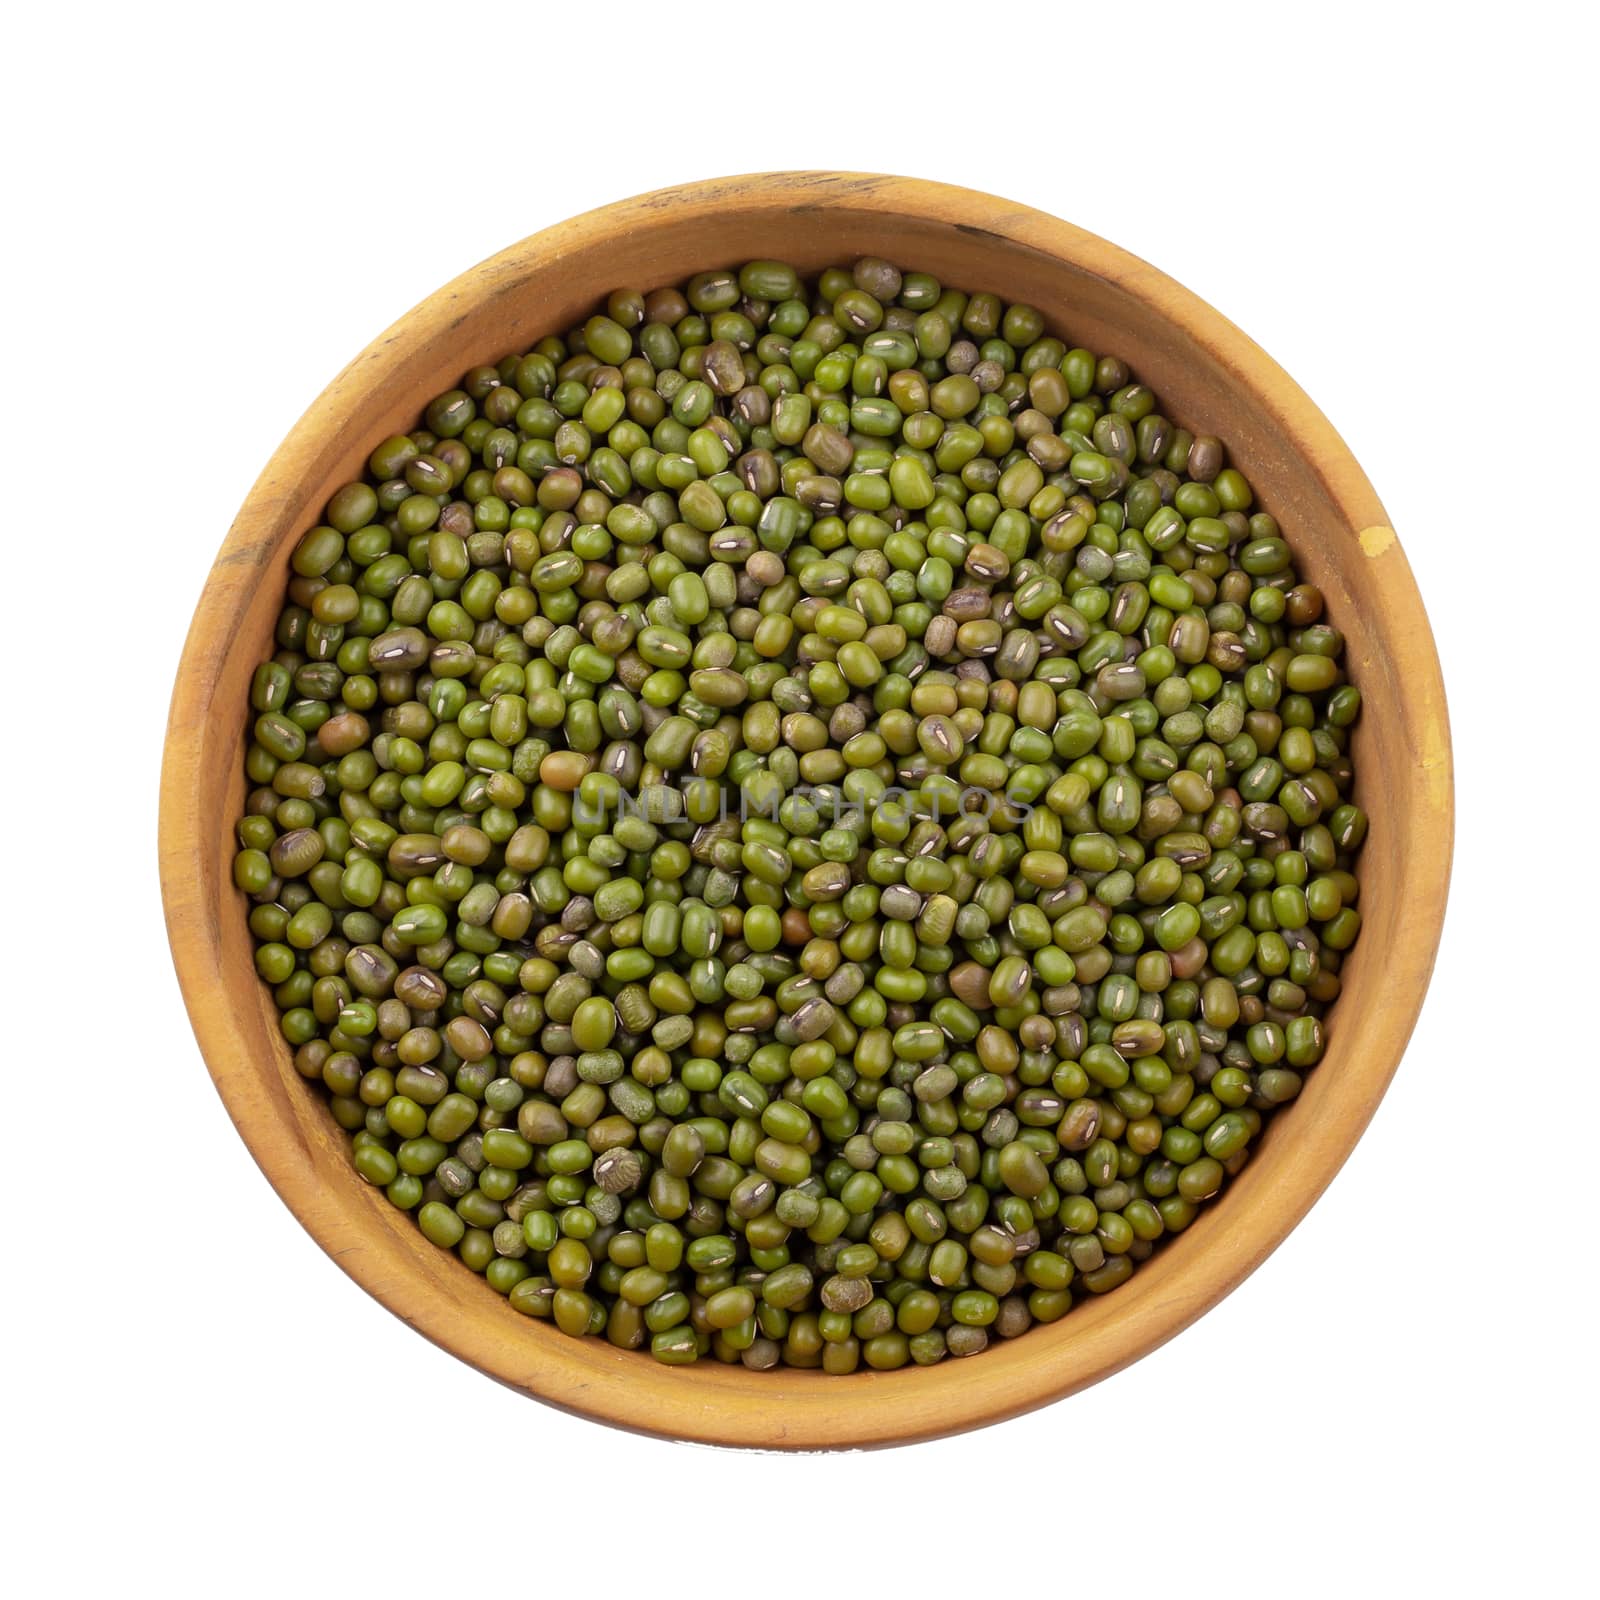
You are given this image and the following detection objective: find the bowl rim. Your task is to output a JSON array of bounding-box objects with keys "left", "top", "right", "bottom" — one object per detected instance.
[{"left": 161, "top": 171, "right": 1453, "bottom": 1449}]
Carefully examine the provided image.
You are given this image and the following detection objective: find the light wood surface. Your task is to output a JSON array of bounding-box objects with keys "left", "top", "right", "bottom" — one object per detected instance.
[{"left": 160, "top": 172, "right": 1453, "bottom": 1449}]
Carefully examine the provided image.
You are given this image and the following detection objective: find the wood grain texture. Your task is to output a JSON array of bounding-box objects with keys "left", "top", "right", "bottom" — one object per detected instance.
[{"left": 160, "top": 172, "right": 1453, "bottom": 1450}]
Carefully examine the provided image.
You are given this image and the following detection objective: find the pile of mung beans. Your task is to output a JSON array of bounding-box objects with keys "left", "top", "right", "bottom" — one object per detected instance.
[{"left": 234, "top": 255, "right": 1366, "bottom": 1372}]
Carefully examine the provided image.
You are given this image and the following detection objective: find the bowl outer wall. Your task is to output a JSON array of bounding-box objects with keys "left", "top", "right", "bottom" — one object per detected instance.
[{"left": 160, "top": 172, "right": 1453, "bottom": 1449}]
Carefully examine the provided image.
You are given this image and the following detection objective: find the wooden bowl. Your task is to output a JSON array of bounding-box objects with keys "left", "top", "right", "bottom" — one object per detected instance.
[{"left": 161, "top": 173, "right": 1452, "bottom": 1449}]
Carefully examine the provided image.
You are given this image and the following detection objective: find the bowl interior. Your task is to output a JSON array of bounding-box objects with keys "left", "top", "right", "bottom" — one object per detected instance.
[{"left": 163, "top": 173, "right": 1451, "bottom": 1448}]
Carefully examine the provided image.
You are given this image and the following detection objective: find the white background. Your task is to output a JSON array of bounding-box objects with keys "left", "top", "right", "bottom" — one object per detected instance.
[{"left": 6, "top": 4, "right": 1594, "bottom": 1595}]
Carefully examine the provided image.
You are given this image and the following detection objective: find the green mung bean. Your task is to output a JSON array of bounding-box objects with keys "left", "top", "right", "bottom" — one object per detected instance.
[{"left": 236, "top": 252, "right": 1365, "bottom": 1373}]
